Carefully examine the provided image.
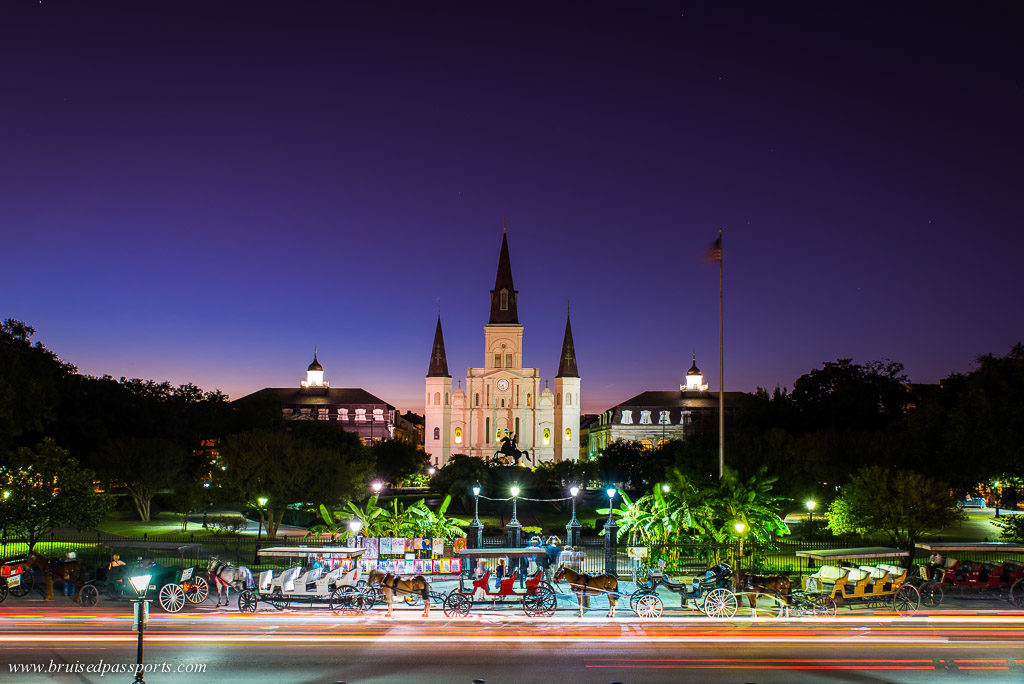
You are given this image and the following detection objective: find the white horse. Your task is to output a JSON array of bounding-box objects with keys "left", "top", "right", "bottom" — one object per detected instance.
[{"left": 207, "top": 558, "right": 254, "bottom": 607}]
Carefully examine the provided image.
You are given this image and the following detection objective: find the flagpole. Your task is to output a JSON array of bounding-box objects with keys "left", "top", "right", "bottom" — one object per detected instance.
[{"left": 718, "top": 228, "right": 724, "bottom": 480}]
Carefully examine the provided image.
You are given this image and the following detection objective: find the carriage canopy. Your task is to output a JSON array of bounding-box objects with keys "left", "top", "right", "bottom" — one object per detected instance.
[
  {"left": 456, "top": 547, "right": 549, "bottom": 558},
  {"left": 256, "top": 546, "right": 366, "bottom": 558},
  {"left": 796, "top": 546, "right": 909, "bottom": 562},
  {"left": 915, "top": 542, "right": 1024, "bottom": 553}
]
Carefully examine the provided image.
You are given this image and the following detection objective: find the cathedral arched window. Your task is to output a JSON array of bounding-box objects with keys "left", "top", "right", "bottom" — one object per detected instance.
[
  {"left": 640, "top": 439, "right": 653, "bottom": 451},
  {"left": 543, "top": 428, "right": 551, "bottom": 445},
  {"left": 454, "top": 427, "right": 462, "bottom": 445},
  {"left": 500, "top": 289, "right": 508, "bottom": 311},
  {"left": 566, "top": 392, "right": 572, "bottom": 406},
  {"left": 526, "top": 393, "right": 532, "bottom": 407},
  {"left": 445, "top": 392, "right": 449, "bottom": 406},
  {"left": 434, "top": 392, "right": 441, "bottom": 405},
  {"left": 564, "top": 428, "right": 572, "bottom": 441},
  {"left": 433, "top": 427, "right": 440, "bottom": 441}
]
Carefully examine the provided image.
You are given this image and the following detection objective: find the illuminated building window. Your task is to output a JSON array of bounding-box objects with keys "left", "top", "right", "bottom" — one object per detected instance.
[
  {"left": 433, "top": 427, "right": 440, "bottom": 441},
  {"left": 658, "top": 411, "right": 670, "bottom": 425},
  {"left": 454, "top": 427, "right": 462, "bottom": 445},
  {"left": 640, "top": 439, "right": 653, "bottom": 451},
  {"left": 657, "top": 439, "right": 669, "bottom": 449},
  {"left": 543, "top": 428, "right": 551, "bottom": 445},
  {"left": 339, "top": 408, "right": 348, "bottom": 421},
  {"left": 640, "top": 410, "right": 652, "bottom": 425},
  {"left": 355, "top": 409, "right": 366, "bottom": 422},
  {"left": 564, "top": 428, "right": 572, "bottom": 441},
  {"left": 620, "top": 410, "right": 633, "bottom": 425},
  {"left": 496, "top": 428, "right": 508, "bottom": 442},
  {"left": 680, "top": 410, "right": 692, "bottom": 425},
  {"left": 526, "top": 393, "right": 532, "bottom": 407},
  {"left": 318, "top": 408, "right": 328, "bottom": 421},
  {"left": 373, "top": 408, "right": 384, "bottom": 421}
]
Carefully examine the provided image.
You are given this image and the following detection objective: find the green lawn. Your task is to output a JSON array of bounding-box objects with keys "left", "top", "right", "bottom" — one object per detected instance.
[{"left": 96, "top": 511, "right": 243, "bottom": 541}]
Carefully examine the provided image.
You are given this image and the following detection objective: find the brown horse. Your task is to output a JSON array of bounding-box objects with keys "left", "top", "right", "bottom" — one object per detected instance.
[
  {"left": 367, "top": 568, "right": 431, "bottom": 617},
  {"left": 734, "top": 569, "right": 791, "bottom": 609},
  {"left": 553, "top": 565, "right": 618, "bottom": 617},
  {"left": 25, "top": 551, "right": 83, "bottom": 602}
]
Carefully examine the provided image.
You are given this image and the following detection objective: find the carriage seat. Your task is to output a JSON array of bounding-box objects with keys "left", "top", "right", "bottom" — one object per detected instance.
[
  {"left": 843, "top": 567, "right": 871, "bottom": 594},
  {"left": 875, "top": 564, "right": 907, "bottom": 585},
  {"left": 258, "top": 569, "right": 274, "bottom": 592},
  {"left": 859, "top": 566, "right": 889, "bottom": 581},
  {"left": 278, "top": 566, "right": 302, "bottom": 593},
  {"left": 499, "top": 571, "right": 519, "bottom": 594},
  {"left": 472, "top": 571, "right": 490, "bottom": 594},
  {"left": 525, "top": 570, "right": 543, "bottom": 591},
  {"left": 301, "top": 566, "right": 325, "bottom": 591},
  {"left": 806, "top": 565, "right": 848, "bottom": 591}
]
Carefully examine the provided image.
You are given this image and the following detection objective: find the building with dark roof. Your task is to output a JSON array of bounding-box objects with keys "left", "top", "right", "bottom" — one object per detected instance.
[
  {"left": 582, "top": 356, "right": 745, "bottom": 458},
  {"left": 233, "top": 352, "right": 397, "bottom": 444}
]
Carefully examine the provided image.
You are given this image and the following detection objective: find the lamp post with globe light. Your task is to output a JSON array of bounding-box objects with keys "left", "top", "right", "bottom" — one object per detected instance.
[
  {"left": 129, "top": 573, "right": 152, "bottom": 683},
  {"left": 805, "top": 500, "right": 816, "bottom": 540},
  {"left": 603, "top": 487, "right": 619, "bottom": 575},
  {"left": 734, "top": 521, "right": 747, "bottom": 576},
  {"left": 253, "top": 496, "right": 268, "bottom": 563},
  {"left": 507, "top": 485, "right": 522, "bottom": 547},
  {"left": 348, "top": 516, "right": 363, "bottom": 546},
  {"left": 469, "top": 482, "right": 483, "bottom": 549},
  {"left": 565, "top": 485, "right": 582, "bottom": 547}
]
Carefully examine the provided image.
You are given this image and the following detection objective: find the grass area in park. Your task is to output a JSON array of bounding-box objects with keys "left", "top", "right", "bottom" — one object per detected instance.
[{"left": 96, "top": 511, "right": 243, "bottom": 541}]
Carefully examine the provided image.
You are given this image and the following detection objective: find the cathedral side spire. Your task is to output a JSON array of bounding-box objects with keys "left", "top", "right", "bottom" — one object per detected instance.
[
  {"left": 488, "top": 231, "right": 519, "bottom": 324},
  {"left": 556, "top": 313, "right": 579, "bottom": 378},
  {"left": 427, "top": 315, "right": 450, "bottom": 377}
]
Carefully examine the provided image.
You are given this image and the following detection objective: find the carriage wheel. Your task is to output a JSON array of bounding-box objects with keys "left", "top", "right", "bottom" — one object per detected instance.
[
  {"left": 9, "top": 569, "right": 33, "bottom": 597},
  {"left": 634, "top": 593, "right": 663, "bottom": 619},
  {"left": 443, "top": 592, "right": 471, "bottom": 618},
  {"left": 0, "top": 581, "right": 8, "bottom": 604},
  {"left": 702, "top": 588, "right": 738, "bottom": 618},
  {"left": 920, "top": 581, "right": 943, "bottom": 608},
  {"left": 330, "top": 586, "right": 365, "bottom": 613},
  {"left": 185, "top": 576, "right": 209, "bottom": 604},
  {"left": 78, "top": 584, "right": 99, "bottom": 608},
  {"left": 237, "top": 589, "right": 257, "bottom": 614},
  {"left": 1008, "top": 578, "right": 1024, "bottom": 608},
  {"left": 893, "top": 584, "right": 920, "bottom": 616},
  {"left": 523, "top": 585, "right": 557, "bottom": 617},
  {"left": 158, "top": 583, "right": 186, "bottom": 613},
  {"left": 630, "top": 589, "right": 655, "bottom": 613},
  {"left": 267, "top": 591, "right": 289, "bottom": 611},
  {"left": 809, "top": 594, "right": 837, "bottom": 617}
]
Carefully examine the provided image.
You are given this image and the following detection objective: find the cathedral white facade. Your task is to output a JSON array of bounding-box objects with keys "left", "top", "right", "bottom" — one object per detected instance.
[{"left": 424, "top": 232, "right": 581, "bottom": 467}]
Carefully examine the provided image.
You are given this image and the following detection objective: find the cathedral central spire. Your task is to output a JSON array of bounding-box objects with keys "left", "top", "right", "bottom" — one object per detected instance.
[
  {"left": 556, "top": 313, "right": 579, "bottom": 378},
  {"left": 488, "top": 232, "right": 519, "bottom": 324},
  {"left": 427, "top": 316, "right": 450, "bottom": 377}
]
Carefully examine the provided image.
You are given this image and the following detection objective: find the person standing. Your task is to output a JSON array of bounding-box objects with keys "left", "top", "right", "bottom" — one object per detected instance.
[
  {"left": 544, "top": 536, "right": 562, "bottom": 580},
  {"left": 494, "top": 558, "right": 506, "bottom": 591}
]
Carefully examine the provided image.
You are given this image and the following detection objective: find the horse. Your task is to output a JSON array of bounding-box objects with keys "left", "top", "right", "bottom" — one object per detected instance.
[
  {"left": 25, "top": 551, "right": 83, "bottom": 602},
  {"left": 206, "top": 558, "right": 254, "bottom": 607},
  {"left": 367, "top": 568, "right": 431, "bottom": 617},
  {"left": 553, "top": 565, "right": 618, "bottom": 617},
  {"left": 734, "top": 569, "right": 791, "bottom": 609}
]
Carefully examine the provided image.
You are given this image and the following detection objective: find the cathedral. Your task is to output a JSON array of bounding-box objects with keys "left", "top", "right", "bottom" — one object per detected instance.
[{"left": 424, "top": 232, "right": 581, "bottom": 466}]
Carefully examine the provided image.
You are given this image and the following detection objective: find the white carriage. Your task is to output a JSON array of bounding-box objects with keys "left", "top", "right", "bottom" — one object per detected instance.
[{"left": 237, "top": 546, "right": 372, "bottom": 613}]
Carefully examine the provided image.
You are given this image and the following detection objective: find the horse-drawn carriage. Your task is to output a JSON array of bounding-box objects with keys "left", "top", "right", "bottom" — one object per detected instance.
[
  {"left": 914, "top": 542, "right": 1024, "bottom": 608},
  {"left": 629, "top": 562, "right": 758, "bottom": 618},
  {"left": 78, "top": 542, "right": 209, "bottom": 613},
  {"left": 236, "top": 546, "right": 372, "bottom": 613},
  {"left": 796, "top": 547, "right": 921, "bottom": 616},
  {"left": 442, "top": 548, "right": 556, "bottom": 617},
  {"left": 0, "top": 559, "right": 30, "bottom": 603}
]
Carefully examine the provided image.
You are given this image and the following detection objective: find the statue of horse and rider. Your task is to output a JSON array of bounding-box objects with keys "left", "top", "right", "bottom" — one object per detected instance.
[{"left": 492, "top": 433, "right": 531, "bottom": 466}]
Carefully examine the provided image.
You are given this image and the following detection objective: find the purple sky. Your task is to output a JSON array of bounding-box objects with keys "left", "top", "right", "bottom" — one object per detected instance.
[{"left": 2, "top": 1, "right": 1022, "bottom": 414}]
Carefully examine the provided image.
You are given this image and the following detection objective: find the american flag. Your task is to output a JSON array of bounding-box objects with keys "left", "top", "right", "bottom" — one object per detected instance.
[{"left": 705, "top": 234, "right": 722, "bottom": 263}]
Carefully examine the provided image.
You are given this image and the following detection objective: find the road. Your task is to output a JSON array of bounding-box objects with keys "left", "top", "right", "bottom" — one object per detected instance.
[{"left": 2, "top": 602, "right": 1023, "bottom": 683}]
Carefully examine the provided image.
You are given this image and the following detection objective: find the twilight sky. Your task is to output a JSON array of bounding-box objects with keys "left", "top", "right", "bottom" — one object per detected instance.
[{"left": 2, "top": 1, "right": 1022, "bottom": 414}]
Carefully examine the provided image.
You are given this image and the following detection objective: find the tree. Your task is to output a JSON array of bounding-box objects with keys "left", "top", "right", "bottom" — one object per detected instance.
[
  {"left": 0, "top": 439, "right": 109, "bottom": 550},
  {"left": 790, "top": 358, "right": 908, "bottom": 432},
  {"left": 430, "top": 454, "right": 492, "bottom": 501},
  {"left": 826, "top": 466, "right": 962, "bottom": 559},
  {"left": 98, "top": 437, "right": 191, "bottom": 521},
  {"left": 372, "top": 439, "right": 429, "bottom": 486},
  {"left": 703, "top": 467, "right": 790, "bottom": 546},
  {"left": 0, "top": 319, "right": 74, "bottom": 455},
  {"left": 216, "top": 425, "right": 372, "bottom": 538}
]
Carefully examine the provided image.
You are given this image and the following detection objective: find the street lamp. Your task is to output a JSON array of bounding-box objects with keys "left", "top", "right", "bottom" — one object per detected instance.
[
  {"left": 348, "top": 516, "right": 363, "bottom": 545},
  {"left": 566, "top": 485, "right": 581, "bottom": 547},
  {"left": 733, "top": 521, "right": 747, "bottom": 575},
  {"left": 427, "top": 466, "right": 436, "bottom": 476},
  {"left": 507, "top": 485, "right": 522, "bottom": 548},
  {"left": 371, "top": 481, "right": 383, "bottom": 494},
  {"left": 604, "top": 487, "right": 619, "bottom": 576},
  {"left": 468, "top": 481, "right": 483, "bottom": 548},
  {"left": 254, "top": 496, "right": 268, "bottom": 563},
  {"left": 605, "top": 487, "right": 616, "bottom": 525},
  {"left": 805, "top": 500, "right": 816, "bottom": 540},
  {"left": 661, "top": 484, "right": 671, "bottom": 493},
  {"left": 129, "top": 573, "right": 152, "bottom": 683}
]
